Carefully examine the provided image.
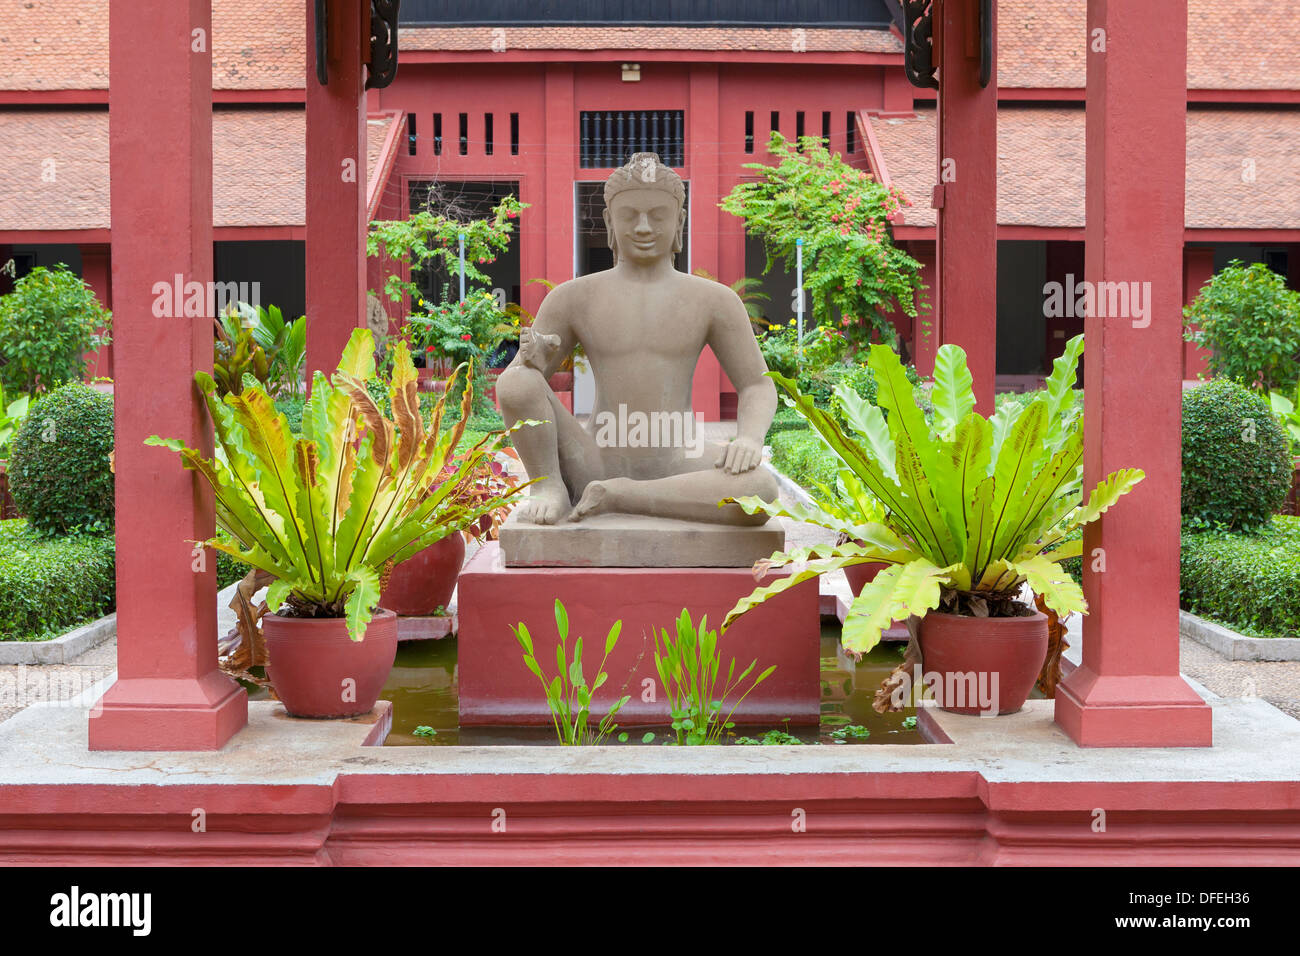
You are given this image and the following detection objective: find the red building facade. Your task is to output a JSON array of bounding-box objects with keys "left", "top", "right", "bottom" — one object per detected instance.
[{"left": 0, "top": 0, "right": 1297, "bottom": 414}]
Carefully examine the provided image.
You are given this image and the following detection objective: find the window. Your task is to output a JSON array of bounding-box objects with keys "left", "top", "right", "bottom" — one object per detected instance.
[
  {"left": 821, "top": 111, "right": 831, "bottom": 146},
  {"left": 407, "top": 113, "right": 417, "bottom": 155},
  {"left": 580, "top": 110, "right": 684, "bottom": 167},
  {"left": 458, "top": 113, "right": 468, "bottom": 155},
  {"left": 510, "top": 112, "right": 519, "bottom": 155},
  {"left": 485, "top": 113, "right": 494, "bottom": 156},
  {"left": 744, "top": 111, "right": 754, "bottom": 153},
  {"left": 846, "top": 111, "right": 856, "bottom": 153},
  {"left": 433, "top": 113, "right": 442, "bottom": 155},
  {"left": 796, "top": 111, "right": 805, "bottom": 149}
]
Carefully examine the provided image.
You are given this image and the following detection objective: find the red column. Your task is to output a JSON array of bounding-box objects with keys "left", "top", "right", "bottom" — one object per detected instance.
[
  {"left": 79, "top": 244, "right": 113, "bottom": 379},
  {"left": 305, "top": 0, "right": 369, "bottom": 379},
  {"left": 689, "top": 64, "right": 722, "bottom": 421},
  {"left": 1182, "top": 246, "right": 1214, "bottom": 380},
  {"left": 1055, "top": 0, "right": 1211, "bottom": 747},
  {"left": 543, "top": 64, "right": 576, "bottom": 288},
  {"left": 90, "top": 0, "right": 247, "bottom": 751},
  {"left": 934, "top": 0, "right": 997, "bottom": 414}
]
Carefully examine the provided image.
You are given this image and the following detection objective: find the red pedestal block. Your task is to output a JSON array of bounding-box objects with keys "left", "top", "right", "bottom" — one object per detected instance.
[{"left": 457, "top": 542, "right": 820, "bottom": 727}]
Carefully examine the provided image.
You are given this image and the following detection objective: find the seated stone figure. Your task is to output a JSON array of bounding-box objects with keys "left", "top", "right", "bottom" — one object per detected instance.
[{"left": 496, "top": 152, "right": 780, "bottom": 527}]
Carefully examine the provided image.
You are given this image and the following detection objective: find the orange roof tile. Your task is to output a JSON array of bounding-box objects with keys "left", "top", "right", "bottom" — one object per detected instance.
[
  {"left": 399, "top": 25, "right": 901, "bottom": 54},
  {"left": 997, "top": 0, "right": 1300, "bottom": 89},
  {"left": 867, "top": 105, "right": 1300, "bottom": 230},
  {"left": 0, "top": 108, "right": 398, "bottom": 231}
]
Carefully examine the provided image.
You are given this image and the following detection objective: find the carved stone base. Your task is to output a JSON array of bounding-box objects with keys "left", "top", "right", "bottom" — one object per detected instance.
[
  {"left": 498, "top": 512, "right": 784, "bottom": 568},
  {"left": 458, "top": 541, "right": 821, "bottom": 727}
]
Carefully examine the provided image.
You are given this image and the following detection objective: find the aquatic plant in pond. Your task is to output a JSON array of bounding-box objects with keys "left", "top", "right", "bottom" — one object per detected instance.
[
  {"left": 652, "top": 609, "right": 775, "bottom": 746},
  {"left": 512, "top": 599, "right": 630, "bottom": 746}
]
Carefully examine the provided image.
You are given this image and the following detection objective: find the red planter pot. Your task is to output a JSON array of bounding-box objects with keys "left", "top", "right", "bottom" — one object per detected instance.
[
  {"left": 264, "top": 609, "right": 398, "bottom": 718},
  {"left": 918, "top": 611, "right": 1048, "bottom": 716},
  {"left": 379, "top": 533, "right": 466, "bottom": 616},
  {"left": 844, "top": 561, "right": 888, "bottom": 596}
]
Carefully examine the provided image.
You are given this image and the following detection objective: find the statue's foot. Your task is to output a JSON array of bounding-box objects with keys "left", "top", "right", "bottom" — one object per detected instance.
[
  {"left": 569, "top": 478, "right": 626, "bottom": 522},
  {"left": 516, "top": 482, "right": 571, "bottom": 525}
]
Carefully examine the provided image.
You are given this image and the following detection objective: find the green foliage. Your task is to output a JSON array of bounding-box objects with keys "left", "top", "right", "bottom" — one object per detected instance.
[
  {"left": 720, "top": 132, "right": 924, "bottom": 349},
  {"left": 0, "top": 264, "right": 110, "bottom": 395},
  {"left": 734, "top": 729, "right": 803, "bottom": 746},
  {"left": 248, "top": 304, "right": 307, "bottom": 398},
  {"left": 212, "top": 316, "right": 271, "bottom": 397},
  {"left": 652, "top": 609, "right": 775, "bottom": 746},
  {"left": 769, "top": 426, "right": 838, "bottom": 491},
  {"left": 726, "top": 334, "right": 1145, "bottom": 653},
  {"left": 216, "top": 547, "right": 250, "bottom": 589},
  {"left": 1181, "top": 379, "right": 1292, "bottom": 530},
  {"left": 7, "top": 382, "right": 115, "bottom": 536},
  {"left": 368, "top": 194, "right": 527, "bottom": 309},
  {"left": 1269, "top": 381, "right": 1300, "bottom": 454},
  {"left": 148, "top": 330, "right": 528, "bottom": 641},
  {"left": 0, "top": 519, "right": 115, "bottom": 641},
  {"left": 512, "top": 599, "right": 630, "bottom": 746},
  {"left": 1181, "top": 516, "right": 1300, "bottom": 639},
  {"left": 1184, "top": 260, "right": 1300, "bottom": 393},
  {"left": 0, "top": 383, "right": 32, "bottom": 456},
  {"left": 828, "top": 724, "right": 870, "bottom": 741}
]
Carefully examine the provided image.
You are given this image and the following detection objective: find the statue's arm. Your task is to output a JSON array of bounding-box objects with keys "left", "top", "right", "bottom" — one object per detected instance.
[
  {"left": 510, "top": 288, "right": 577, "bottom": 380},
  {"left": 708, "top": 287, "right": 777, "bottom": 460}
]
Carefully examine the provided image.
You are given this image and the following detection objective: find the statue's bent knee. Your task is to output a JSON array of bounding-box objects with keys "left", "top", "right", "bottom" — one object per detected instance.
[{"left": 496, "top": 365, "right": 546, "bottom": 416}]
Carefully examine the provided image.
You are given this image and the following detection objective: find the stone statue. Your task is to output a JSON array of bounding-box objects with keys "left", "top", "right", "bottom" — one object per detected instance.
[{"left": 496, "top": 152, "right": 780, "bottom": 530}]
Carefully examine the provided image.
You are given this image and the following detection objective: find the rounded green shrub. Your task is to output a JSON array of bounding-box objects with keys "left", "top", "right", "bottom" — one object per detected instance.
[
  {"left": 1181, "top": 378, "right": 1292, "bottom": 530},
  {"left": 7, "top": 382, "right": 115, "bottom": 535}
]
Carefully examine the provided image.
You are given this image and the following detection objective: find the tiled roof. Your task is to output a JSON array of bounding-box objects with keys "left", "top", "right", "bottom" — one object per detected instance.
[
  {"left": 399, "top": 25, "right": 902, "bottom": 54},
  {"left": 0, "top": 0, "right": 306, "bottom": 91},
  {"left": 867, "top": 106, "right": 1300, "bottom": 230},
  {"left": 1, "top": 1, "right": 1296, "bottom": 91},
  {"left": 997, "top": 0, "right": 1300, "bottom": 89},
  {"left": 0, "top": 109, "right": 398, "bottom": 231}
]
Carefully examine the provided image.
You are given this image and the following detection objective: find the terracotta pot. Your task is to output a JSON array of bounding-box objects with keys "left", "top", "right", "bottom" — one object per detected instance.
[
  {"left": 844, "top": 561, "right": 888, "bottom": 596},
  {"left": 918, "top": 611, "right": 1048, "bottom": 716},
  {"left": 264, "top": 609, "right": 398, "bottom": 718},
  {"left": 380, "top": 533, "right": 466, "bottom": 616}
]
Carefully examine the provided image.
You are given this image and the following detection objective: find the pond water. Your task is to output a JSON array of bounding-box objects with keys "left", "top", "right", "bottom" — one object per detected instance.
[{"left": 380, "top": 622, "right": 925, "bottom": 747}]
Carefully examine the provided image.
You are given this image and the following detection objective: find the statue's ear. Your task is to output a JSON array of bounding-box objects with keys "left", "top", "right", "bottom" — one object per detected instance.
[
  {"left": 602, "top": 206, "right": 618, "bottom": 262},
  {"left": 671, "top": 207, "right": 686, "bottom": 254}
]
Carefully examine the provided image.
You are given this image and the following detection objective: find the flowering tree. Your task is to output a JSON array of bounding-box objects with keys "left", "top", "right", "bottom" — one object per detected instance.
[
  {"left": 367, "top": 193, "right": 527, "bottom": 310},
  {"left": 720, "top": 133, "right": 923, "bottom": 351}
]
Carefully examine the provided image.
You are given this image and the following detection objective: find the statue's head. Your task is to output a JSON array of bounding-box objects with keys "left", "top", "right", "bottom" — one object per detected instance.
[{"left": 602, "top": 152, "right": 686, "bottom": 265}]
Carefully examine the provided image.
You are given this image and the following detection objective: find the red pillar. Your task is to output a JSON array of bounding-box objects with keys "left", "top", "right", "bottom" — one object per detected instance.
[
  {"left": 689, "top": 64, "right": 723, "bottom": 422},
  {"left": 79, "top": 244, "right": 113, "bottom": 379},
  {"left": 1182, "top": 246, "right": 1214, "bottom": 380},
  {"left": 543, "top": 64, "right": 576, "bottom": 289},
  {"left": 305, "top": 0, "right": 369, "bottom": 379},
  {"left": 1054, "top": 0, "right": 1211, "bottom": 747},
  {"left": 90, "top": 0, "right": 247, "bottom": 751},
  {"left": 934, "top": 0, "right": 997, "bottom": 413}
]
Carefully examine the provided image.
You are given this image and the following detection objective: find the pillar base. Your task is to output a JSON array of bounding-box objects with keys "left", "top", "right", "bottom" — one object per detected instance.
[
  {"left": 88, "top": 671, "right": 248, "bottom": 751},
  {"left": 1054, "top": 667, "right": 1212, "bottom": 747}
]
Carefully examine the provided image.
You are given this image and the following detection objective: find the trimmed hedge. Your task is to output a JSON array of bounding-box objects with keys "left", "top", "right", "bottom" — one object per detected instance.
[
  {"left": 1182, "top": 379, "right": 1292, "bottom": 530},
  {"left": 6, "top": 382, "right": 115, "bottom": 536},
  {"left": 1180, "top": 515, "right": 1300, "bottom": 639},
  {"left": 769, "top": 427, "right": 838, "bottom": 491},
  {"left": 0, "top": 519, "right": 115, "bottom": 641}
]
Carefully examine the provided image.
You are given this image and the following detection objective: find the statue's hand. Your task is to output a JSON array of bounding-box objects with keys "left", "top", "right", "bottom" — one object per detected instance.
[
  {"left": 519, "top": 327, "right": 562, "bottom": 372},
  {"left": 716, "top": 437, "right": 764, "bottom": 475}
]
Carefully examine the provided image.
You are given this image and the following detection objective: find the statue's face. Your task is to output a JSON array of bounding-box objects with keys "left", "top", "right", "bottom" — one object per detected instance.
[{"left": 604, "top": 189, "right": 684, "bottom": 264}]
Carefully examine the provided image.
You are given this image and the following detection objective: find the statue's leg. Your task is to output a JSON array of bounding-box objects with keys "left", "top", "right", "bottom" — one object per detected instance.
[
  {"left": 569, "top": 442, "right": 778, "bottom": 526},
  {"left": 496, "top": 364, "right": 606, "bottom": 524}
]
